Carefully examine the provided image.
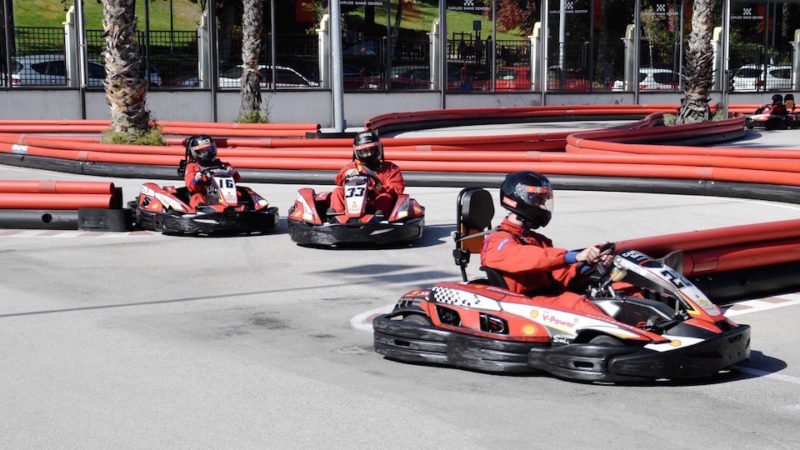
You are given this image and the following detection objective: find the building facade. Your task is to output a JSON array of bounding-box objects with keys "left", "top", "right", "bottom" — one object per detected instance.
[{"left": 0, "top": 0, "right": 798, "bottom": 125}]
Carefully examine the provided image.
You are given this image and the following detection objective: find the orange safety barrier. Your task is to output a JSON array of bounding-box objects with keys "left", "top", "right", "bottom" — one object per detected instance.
[
  {"left": 0, "top": 180, "right": 115, "bottom": 194},
  {"left": 0, "top": 193, "right": 114, "bottom": 210},
  {"left": 683, "top": 238, "right": 800, "bottom": 275},
  {"left": 614, "top": 218, "right": 800, "bottom": 255}
]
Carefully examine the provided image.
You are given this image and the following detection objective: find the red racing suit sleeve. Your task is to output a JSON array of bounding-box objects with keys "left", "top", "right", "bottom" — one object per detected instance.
[
  {"left": 184, "top": 162, "right": 208, "bottom": 194},
  {"left": 222, "top": 162, "right": 241, "bottom": 182},
  {"left": 334, "top": 162, "right": 357, "bottom": 186},
  {"left": 375, "top": 162, "right": 405, "bottom": 197},
  {"left": 481, "top": 231, "right": 572, "bottom": 275}
]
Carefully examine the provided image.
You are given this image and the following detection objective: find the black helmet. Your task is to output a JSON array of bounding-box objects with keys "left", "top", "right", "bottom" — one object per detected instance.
[
  {"left": 499, "top": 171, "right": 554, "bottom": 229},
  {"left": 353, "top": 130, "right": 382, "bottom": 168},
  {"left": 185, "top": 134, "right": 217, "bottom": 164},
  {"left": 771, "top": 94, "right": 783, "bottom": 104}
]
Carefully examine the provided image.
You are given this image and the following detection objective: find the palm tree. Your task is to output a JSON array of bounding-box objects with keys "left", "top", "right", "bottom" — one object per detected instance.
[
  {"left": 238, "top": 0, "right": 264, "bottom": 122},
  {"left": 102, "top": 0, "right": 152, "bottom": 138},
  {"left": 678, "top": 0, "right": 716, "bottom": 123}
]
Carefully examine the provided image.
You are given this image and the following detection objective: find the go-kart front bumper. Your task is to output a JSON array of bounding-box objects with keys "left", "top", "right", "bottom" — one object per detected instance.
[
  {"left": 288, "top": 217, "right": 424, "bottom": 246},
  {"left": 527, "top": 324, "right": 750, "bottom": 382},
  {"left": 134, "top": 206, "right": 279, "bottom": 234},
  {"left": 374, "top": 311, "right": 750, "bottom": 382}
]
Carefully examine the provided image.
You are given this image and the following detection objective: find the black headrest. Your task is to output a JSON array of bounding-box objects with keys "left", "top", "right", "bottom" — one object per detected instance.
[{"left": 460, "top": 188, "right": 494, "bottom": 230}]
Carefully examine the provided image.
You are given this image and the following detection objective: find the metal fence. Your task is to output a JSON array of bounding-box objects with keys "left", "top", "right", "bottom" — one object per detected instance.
[
  {"left": 6, "top": 27, "right": 67, "bottom": 87},
  {"left": 548, "top": 42, "right": 591, "bottom": 91},
  {"left": 86, "top": 29, "right": 199, "bottom": 88},
  {"left": 730, "top": 44, "right": 793, "bottom": 92},
  {"left": 219, "top": 32, "right": 319, "bottom": 89}
]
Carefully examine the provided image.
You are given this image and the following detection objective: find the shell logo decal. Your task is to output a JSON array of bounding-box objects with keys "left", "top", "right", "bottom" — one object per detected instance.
[
  {"left": 522, "top": 325, "right": 537, "bottom": 336},
  {"left": 530, "top": 310, "right": 539, "bottom": 319},
  {"left": 669, "top": 340, "right": 681, "bottom": 347}
]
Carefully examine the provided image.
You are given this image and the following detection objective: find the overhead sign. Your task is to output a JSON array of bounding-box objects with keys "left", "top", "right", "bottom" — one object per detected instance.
[
  {"left": 642, "top": 3, "right": 679, "bottom": 17},
  {"left": 341, "top": 0, "right": 385, "bottom": 6},
  {"left": 447, "top": 0, "right": 490, "bottom": 12},
  {"left": 731, "top": 7, "right": 764, "bottom": 20},
  {"left": 549, "top": 1, "right": 588, "bottom": 15}
]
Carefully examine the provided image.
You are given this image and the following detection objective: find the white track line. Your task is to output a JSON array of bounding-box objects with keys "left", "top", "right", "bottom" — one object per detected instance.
[
  {"left": 350, "top": 304, "right": 394, "bottom": 332},
  {"left": 734, "top": 366, "right": 800, "bottom": 385},
  {"left": 722, "top": 293, "right": 800, "bottom": 317},
  {"left": 0, "top": 230, "right": 159, "bottom": 238}
]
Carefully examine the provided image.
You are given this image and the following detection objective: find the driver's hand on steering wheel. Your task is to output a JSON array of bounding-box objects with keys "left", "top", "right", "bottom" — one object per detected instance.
[
  {"left": 576, "top": 246, "right": 601, "bottom": 264},
  {"left": 345, "top": 168, "right": 360, "bottom": 177},
  {"left": 598, "top": 251, "right": 614, "bottom": 267},
  {"left": 194, "top": 171, "right": 206, "bottom": 182}
]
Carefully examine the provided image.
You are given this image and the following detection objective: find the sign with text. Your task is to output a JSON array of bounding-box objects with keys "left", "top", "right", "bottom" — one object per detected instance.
[
  {"left": 549, "top": 1, "right": 589, "bottom": 15},
  {"left": 447, "top": 0, "right": 490, "bottom": 12},
  {"left": 341, "top": 0, "right": 385, "bottom": 6}
]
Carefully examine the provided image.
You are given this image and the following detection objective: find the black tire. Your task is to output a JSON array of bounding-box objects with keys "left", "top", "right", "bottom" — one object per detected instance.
[
  {"left": 590, "top": 335, "right": 624, "bottom": 346},
  {"left": 402, "top": 314, "right": 432, "bottom": 326}
]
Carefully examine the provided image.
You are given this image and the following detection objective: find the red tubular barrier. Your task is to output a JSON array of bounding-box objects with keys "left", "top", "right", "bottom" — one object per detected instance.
[
  {"left": 0, "top": 180, "right": 115, "bottom": 194},
  {"left": 615, "top": 219, "right": 800, "bottom": 255},
  {"left": 683, "top": 238, "right": 800, "bottom": 275},
  {"left": 0, "top": 193, "right": 113, "bottom": 209}
]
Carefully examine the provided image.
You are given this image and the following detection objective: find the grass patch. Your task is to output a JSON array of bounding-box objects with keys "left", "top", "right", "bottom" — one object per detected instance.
[
  {"left": 14, "top": 0, "right": 203, "bottom": 30},
  {"left": 236, "top": 110, "right": 270, "bottom": 124},
  {"left": 347, "top": 0, "right": 528, "bottom": 40},
  {"left": 101, "top": 127, "right": 166, "bottom": 146},
  {"left": 662, "top": 113, "right": 678, "bottom": 126}
]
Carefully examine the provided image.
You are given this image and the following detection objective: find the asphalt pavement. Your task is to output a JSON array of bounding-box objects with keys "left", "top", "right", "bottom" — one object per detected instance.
[{"left": 1, "top": 127, "right": 800, "bottom": 448}]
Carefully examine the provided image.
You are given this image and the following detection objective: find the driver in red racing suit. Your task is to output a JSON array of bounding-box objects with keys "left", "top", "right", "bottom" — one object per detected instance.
[
  {"left": 329, "top": 131, "right": 405, "bottom": 218},
  {"left": 481, "top": 171, "right": 611, "bottom": 316},
  {"left": 183, "top": 134, "right": 240, "bottom": 209}
]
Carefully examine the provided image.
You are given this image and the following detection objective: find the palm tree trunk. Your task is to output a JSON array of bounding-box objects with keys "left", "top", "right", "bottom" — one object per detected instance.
[
  {"left": 678, "top": 0, "right": 716, "bottom": 123},
  {"left": 102, "top": 0, "right": 151, "bottom": 136},
  {"left": 239, "top": 0, "right": 263, "bottom": 118}
]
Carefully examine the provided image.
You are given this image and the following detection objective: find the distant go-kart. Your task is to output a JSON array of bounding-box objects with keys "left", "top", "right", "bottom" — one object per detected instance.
[
  {"left": 130, "top": 163, "right": 278, "bottom": 235},
  {"left": 373, "top": 187, "right": 750, "bottom": 382},
  {"left": 287, "top": 171, "right": 425, "bottom": 246},
  {"left": 745, "top": 110, "right": 799, "bottom": 130}
]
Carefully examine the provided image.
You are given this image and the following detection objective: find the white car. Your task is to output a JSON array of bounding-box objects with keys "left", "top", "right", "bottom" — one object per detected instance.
[
  {"left": 218, "top": 65, "right": 318, "bottom": 88},
  {"left": 613, "top": 68, "right": 680, "bottom": 91},
  {"left": 1, "top": 53, "right": 161, "bottom": 87},
  {"left": 731, "top": 64, "right": 792, "bottom": 91}
]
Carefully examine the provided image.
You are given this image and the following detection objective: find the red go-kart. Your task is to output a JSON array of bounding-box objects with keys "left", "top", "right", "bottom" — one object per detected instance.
[
  {"left": 130, "top": 163, "right": 278, "bottom": 235},
  {"left": 373, "top": 187, "right": 750, "bottom": 382},
  {"left": 287, "top": 171, "right": 424, "bottom": 246}
]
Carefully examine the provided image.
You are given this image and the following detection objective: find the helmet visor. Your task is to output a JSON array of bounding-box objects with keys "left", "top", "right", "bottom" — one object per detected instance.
[
  {"left": 515, "top": 183, "right": 554, "bottom": 213},
  {"left": 192, "top": 141, "right": 217, "bottom": 161},
  {"left": 354, "top": 142, "right": 379, "bottom": 161}
]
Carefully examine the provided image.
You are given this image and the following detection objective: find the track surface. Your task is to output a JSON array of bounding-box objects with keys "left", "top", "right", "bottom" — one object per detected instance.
[{"left": 2, "top": 128, "right": 800, "bottom": 447}]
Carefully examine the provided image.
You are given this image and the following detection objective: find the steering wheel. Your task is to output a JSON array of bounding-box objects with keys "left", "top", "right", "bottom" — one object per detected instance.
[
  {"left": 583, "top": 242, "right": 616, "bottom": 281},
  {"left": 360, "top": 166, "right": 383, "bottom": 189}
]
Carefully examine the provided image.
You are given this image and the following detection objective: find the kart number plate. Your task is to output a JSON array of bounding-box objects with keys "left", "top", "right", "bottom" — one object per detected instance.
[
  {"left": 214, "top": 176, "right": 238, "bottom": 204},
  {"left": 344, "top": 180, "right": 368, "bottom": 216}
]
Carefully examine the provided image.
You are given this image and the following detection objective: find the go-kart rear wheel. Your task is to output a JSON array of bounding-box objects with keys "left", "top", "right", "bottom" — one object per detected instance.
[
  {"left": 590, "top": 335, "right": 624, "bottom": 346},
  {"left": 402, "top": 314, "right": 432, "bottom": 326}
]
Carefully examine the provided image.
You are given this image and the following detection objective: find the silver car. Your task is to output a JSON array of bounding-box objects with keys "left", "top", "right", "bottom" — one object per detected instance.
[{"left": 2, "top": 53, "right": 161, "bottom": 87}]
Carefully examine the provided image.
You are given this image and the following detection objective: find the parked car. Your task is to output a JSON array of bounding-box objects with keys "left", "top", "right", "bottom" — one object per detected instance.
[
  {"left": 494, "top": 66, "right": 530, "bottom": 90},
  {"left": 546, "top": 66, "right": 591, "bottom": 91},
  {"left": 612, "top": 68, "right": 680, "bottom": 91},
  {"left": 363, "top": 65, "right": 432, "bottom": 90},
  {"left": 731, "top": 64, "right": 792, "bottom": 91},
  {"left": 218, "top": 65, "right": 318, "bottom": 88},
  {"left": 1, "top": 54, "right": 161, "bottom": 87}
]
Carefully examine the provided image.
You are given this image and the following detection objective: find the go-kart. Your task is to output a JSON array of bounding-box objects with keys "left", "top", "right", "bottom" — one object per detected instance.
[
  {"left": 287, "top": 170, "right": 425, "bottom": 246},
  {"left": 745, "top": 109, "right": 799, "bottom": 130},
  {"left": 130, "top": 164, "right": 278, "bottom": 234},
  {"left": 373, "top": 187, "right": 750, "bottom": 382}
]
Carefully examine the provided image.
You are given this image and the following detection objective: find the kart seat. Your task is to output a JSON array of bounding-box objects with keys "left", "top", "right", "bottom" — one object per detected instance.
[
  {"left": 453, "top": 187, "right": 495, "bottom": 281},
  {"left": 476, "top": 266, "right": 509, "bottom": 289}
]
